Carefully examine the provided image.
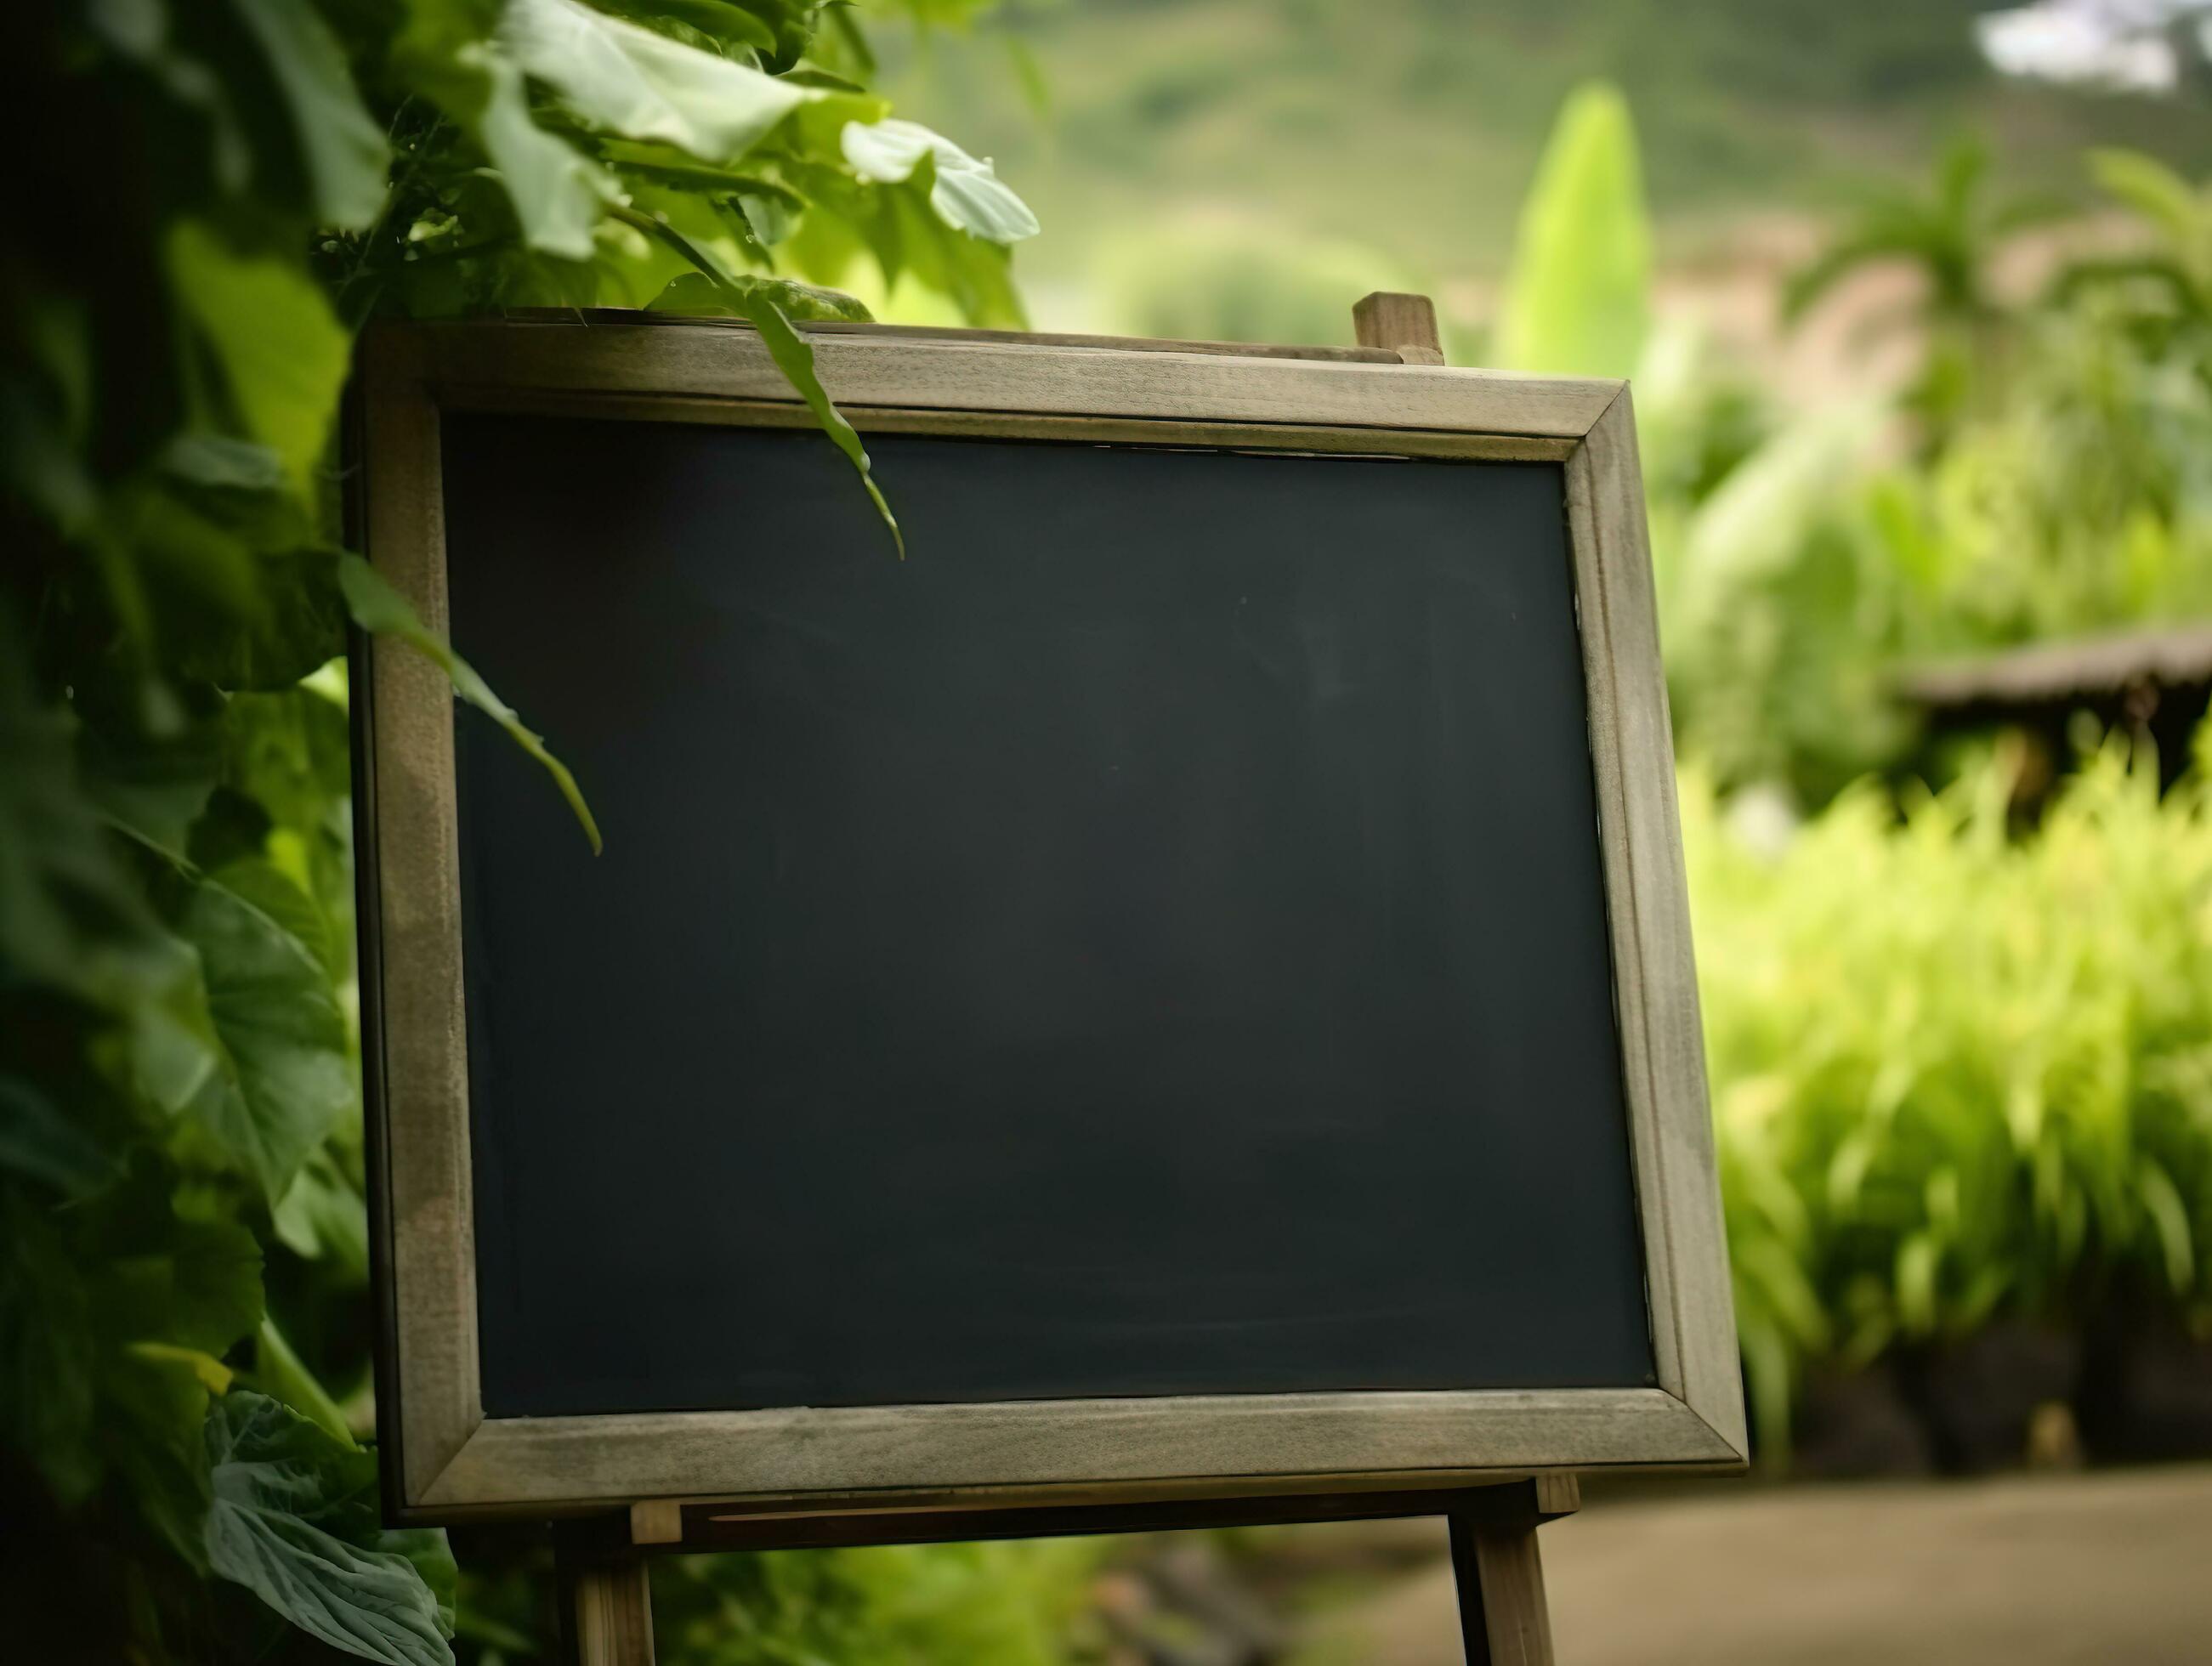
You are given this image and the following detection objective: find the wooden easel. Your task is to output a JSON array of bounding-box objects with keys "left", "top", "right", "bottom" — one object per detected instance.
[
  {"left": 556, "top": 1471, "right": 1578, "bottom": 1666},
  {"left": 552, "top": 293, "right": 1572, "bottom": 1666}
]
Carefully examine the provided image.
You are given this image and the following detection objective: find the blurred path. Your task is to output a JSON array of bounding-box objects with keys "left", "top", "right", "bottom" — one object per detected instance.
[{"left": 1307, "top": 1466, "right": 2212, "bottom": 1665}]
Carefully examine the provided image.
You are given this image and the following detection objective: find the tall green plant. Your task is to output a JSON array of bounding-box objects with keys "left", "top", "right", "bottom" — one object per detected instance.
[
  {"left": 1493, "top": 80, "right": 1652, "bottom": 380},
  {"left": 0, "top": 2, "right": 1041, "bottom": 1659}
]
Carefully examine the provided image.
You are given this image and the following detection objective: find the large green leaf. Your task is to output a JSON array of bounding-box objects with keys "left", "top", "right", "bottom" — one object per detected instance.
[
  {"left": 500, "top": 0, "right": 813, "bottom": 162},
  {"left": 206, "top": 1392, "right": 454, "bottom": 1665},
  {"left": 337, "top": 555, "right": 603, "bottom": 850},
  {"left": 473, "top": 46, "right": 617, "bottom": 259},
  {"left": 173, "top": 864, "right": 354, "bottom": 1206},
  {"left": 1495, "top": 81, "right": 1652, "bottom": 379},
  {"left": 841, "top": 119, "right": 1039, "bottom": 245},
  {"left": 230, "top": 0, "right": 391, "bottom": 230},
  {"left": 164, "top": 221, "right": 351, "bottom": 493}
]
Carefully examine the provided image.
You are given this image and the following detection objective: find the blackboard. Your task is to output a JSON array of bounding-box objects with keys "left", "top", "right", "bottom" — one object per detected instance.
[{"left": 439, "top": 411, "right": 1653, "bottom": 1420}]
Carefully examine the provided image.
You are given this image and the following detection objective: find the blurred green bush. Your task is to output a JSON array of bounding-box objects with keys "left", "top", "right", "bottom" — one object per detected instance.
[{"left": 1689, "top": 733, "right": 2212, "bottom": 1463}]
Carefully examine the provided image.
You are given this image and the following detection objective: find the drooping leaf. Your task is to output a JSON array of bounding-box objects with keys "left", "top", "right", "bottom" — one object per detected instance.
[
  {"left": 206, "top": 1392, "right": 454, "bottom": 1665},
  {"left": 164, "top": 221, "right": 351, "bottom": 493},
  {"left": 615, "top": 206, "right": 899, "bottom": 553},
  {"left": 500, "top": 0, "right": 814, "bottom": 162},
  {"left": 230, "top": 0, "right": 391, "bottom": 230},
  {"left": 337, "top": 555, "right": 603, "bottom": 851},
  {"left": 842, "top": 119, "right": 1040, "bottom": 244},
  {"left": 173, "top": 866, "right": 354, "bottom": 1206},
  {"left": 1495, "top": 80, "right": 1651, "bottom": 378}
]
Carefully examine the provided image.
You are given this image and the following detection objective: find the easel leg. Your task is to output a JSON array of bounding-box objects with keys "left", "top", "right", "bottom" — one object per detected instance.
[
  {"left": 554, "top": 1536, "right": 656, "bottom": 1666},
  {"left": 1449, "top": 1498, "right": 1560, "bottom": 1666}
]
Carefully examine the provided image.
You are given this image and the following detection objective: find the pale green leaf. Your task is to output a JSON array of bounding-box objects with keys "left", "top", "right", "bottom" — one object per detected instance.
[
  {"left": 470, "top": 45, "right": 617, "bottom": 259},
  {"left": 175, "top": 865, "right": 354, "bottom": 1206},
  {"left": 207, "top": 1393, "right": 453, "bottom": 1665},
  {"left": 230, "top": 0, "right": 391, "bottom": 229},
  {"left": 841, "top": 118, "right": 1039, "bottom": 244},
  {"left": 500, "top": 0, "right": 812, "bottom": 161},
  {"left": 165, "top": 221, "right": 350, "bottom": 493},
  {"left": 1495, "top": 80, "right": 1651, "bottom": 378}
]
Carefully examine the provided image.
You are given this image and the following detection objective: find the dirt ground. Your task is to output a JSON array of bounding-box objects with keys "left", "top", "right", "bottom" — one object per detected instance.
[{"left": 1302, "top": 1466, "right": 2212, "bottom": 1665}]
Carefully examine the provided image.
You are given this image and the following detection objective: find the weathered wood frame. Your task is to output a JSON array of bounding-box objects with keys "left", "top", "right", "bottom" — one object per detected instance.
[{"left": 352, "top": 316, "right": 1745, "bottom": 1526}]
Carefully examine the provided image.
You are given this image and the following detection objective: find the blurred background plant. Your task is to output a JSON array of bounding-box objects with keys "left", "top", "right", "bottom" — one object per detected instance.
[{"left": 12, "top": 0, "right": 2212, "bottom": 1661}]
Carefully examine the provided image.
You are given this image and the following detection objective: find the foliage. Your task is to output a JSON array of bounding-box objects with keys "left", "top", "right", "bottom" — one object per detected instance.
[
  {"left": 0, "top": 0, "right": 1046, "bottom": 1659},
  {"left": 1493, "top": 82, "right": 1651, "bottom": 380},
  {"left": 1783, "top": 133, "right": 2065, "bottom": 435},
  {"left": 1688, "top": 732, "right": 2212, "bottom": 1465},
  {"left": 1651, "top": 143, "right": 2212, "bottom": 802},
  {"left": 653, "top": 1539, "right": 1107, "bottom": 1664}
]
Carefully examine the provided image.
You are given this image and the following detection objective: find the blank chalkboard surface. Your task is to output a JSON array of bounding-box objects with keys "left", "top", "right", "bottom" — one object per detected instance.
[{"left": 440, "top": 411, "right": 1653, "bottom": 1420}]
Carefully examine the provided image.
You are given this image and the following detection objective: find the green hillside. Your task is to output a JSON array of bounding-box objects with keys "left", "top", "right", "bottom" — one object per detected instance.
[{"left": 879, "top": 0, "right": 2212, "bottom": 300}]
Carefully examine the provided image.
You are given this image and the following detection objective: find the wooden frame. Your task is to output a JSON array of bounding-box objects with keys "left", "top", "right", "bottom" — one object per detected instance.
[{"left": 352, "top": 314, "right": 1745, "bottom": 1526}]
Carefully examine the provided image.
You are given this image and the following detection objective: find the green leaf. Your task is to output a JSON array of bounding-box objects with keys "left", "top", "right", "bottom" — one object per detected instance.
[
  {"left": 273, "top": 1146, "right": 372, "bottom": 1283},
  {"left": 173, "top": 865, "right": 355, "bottom": 1206},
  {"left": 0, "top": 1076, "right": 114, "bottom": 1197},
  {"left": 1495, "top": 80, "right": 1651, "bottom": 378},
  {"left": 230, "top": 0, "right": 391, "bottom": 230},
  {"left": 91, "top": 1172, "right": 267, "bottom": 1356},
  {"left": 381, "top": 1529, "right": 459, "bottom": 1642},
  {"left": 165, "top": 221, "right": 351, "bottom": 494},
  {"left": 76, "top": 678, "right": 225, "bottom": 857},
  {"left": 472, "top": 45, "right": 618, "bottom": 260},
  {"left": 337, "top": 555, "right": 603, "bottom": 851},
  {"left": 648, "top": 269, "right": 871, "bottom": 322},
  {"left": 163, "top": 434, "right": 288, "bottom": 494},
  {"left": 500, "top": 0, "right": 814, "bottom": 162},
  {"left": 207, "top": 1392, "right": 454, "bottom": 1665},
  {"left": 841, "top": 119, "right": 1039, "bottom": 244},
  {"left": 615, "top": 207, "right": 899, "bottom": 553}
]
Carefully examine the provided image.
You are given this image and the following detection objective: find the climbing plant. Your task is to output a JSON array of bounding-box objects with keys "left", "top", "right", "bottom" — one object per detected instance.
[{"left": 0, "top": 2, "right": 1042, "bottom": 1660}]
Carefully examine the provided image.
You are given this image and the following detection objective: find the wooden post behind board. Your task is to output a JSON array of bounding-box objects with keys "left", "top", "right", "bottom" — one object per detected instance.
[
  {"left": 1353, "top": 289, "right": 1447, "bottom": 364},
  {"left": 543, "top": 293, "right": 1572, "bottom": 1666}
]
